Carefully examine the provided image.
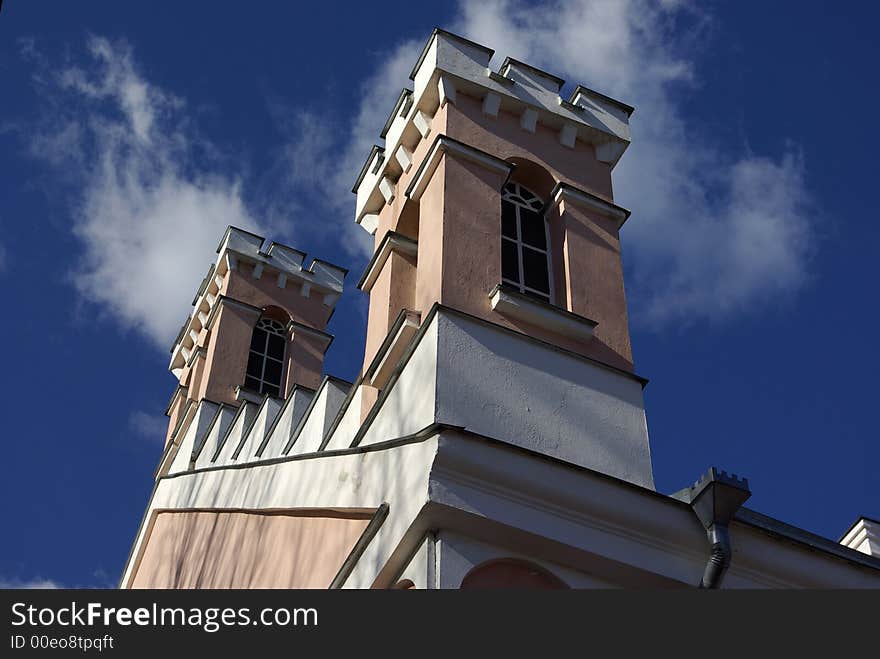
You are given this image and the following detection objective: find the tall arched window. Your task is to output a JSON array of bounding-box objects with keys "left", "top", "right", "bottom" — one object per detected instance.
[
  {"left": 501, "top": 182, "right": 552, "bottom": 303},
  {"left": 244, "top": 317, "right": 286, "bottom": 397}
]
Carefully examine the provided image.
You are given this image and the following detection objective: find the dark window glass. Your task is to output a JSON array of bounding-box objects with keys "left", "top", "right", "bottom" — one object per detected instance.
[
  {"left": 501, "top": 201, "right": 518, "bottom": 239},
  {"left": 519, "top": 208, "right": 546, "bottom": 249},
  {"left": 502, "top": 239, "right": 520, "bottom": 283},
  {"left": 263, "top": 358, "right": 283, "bottom": 386},
  {"left": 267, "top": 334, "right": 285, "bottom": 360},
  {"left": 250, "top": 328, "right": 266, "bottom": 352},
  {"left": 522, "top": 247, "right": 550, "bottom": 294},
  {"left": 246, "top": 352, "right": 263, "bottom": 378},
  {"left": 245, "top": 316, "right": 288, "bottom": 396}
]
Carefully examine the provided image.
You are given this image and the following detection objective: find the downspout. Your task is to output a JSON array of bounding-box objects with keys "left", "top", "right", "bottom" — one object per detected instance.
[{"left": 673, "top": 468, "right": 751, "bottom": 589}]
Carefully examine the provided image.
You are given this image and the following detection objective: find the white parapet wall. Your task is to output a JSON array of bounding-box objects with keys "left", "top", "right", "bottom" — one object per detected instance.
[{"left": 354, "top": 308, "right": 654, "bottom": 489}]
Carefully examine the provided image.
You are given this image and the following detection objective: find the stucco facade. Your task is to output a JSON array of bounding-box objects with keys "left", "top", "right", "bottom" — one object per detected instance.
[{"left": 123, "top": 29, "right": 880, "bottom": 589}]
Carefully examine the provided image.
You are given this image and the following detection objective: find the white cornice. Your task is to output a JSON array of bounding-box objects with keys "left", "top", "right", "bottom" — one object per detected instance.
[
  {"left": 168, "top": 226, "right": 349, "bottom": 375},
  {"left": 353, "top": 29, "right": 634, "bottom": 232},
  {"left": 489, "top": 285, "right": 597, "bottom": 343},
  {"left": 405, "top": 135, "right": 514, "bottom": 202},
  {"left": 550, "top": 182, "right": 631, "bottom": 228},
  {"left": 358, "top": 232, "right": 419, "bottom": 292}
]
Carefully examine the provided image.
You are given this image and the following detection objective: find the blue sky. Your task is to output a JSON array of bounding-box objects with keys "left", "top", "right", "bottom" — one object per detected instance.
[{"left": 1, "top": 1, "right": 877, "bottom": 588}]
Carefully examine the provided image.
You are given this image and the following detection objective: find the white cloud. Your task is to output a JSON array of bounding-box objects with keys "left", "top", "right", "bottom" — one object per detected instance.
[
  {"left": 26, "top": 36, "right": 263, "bottom": 349},
  {"left": 0, "top": 577, "right": 62, "bottom": 589},
  {"left": 454, "top": 0, "right": 815, "bottom": 324},
  {"left": 128, "top": 410, "right": 167, "bottom": 442},
  {"left": 294, "top": 0, "right": 815, "bottom": 325},
  {"left": 279, "top": 39, "right": 423, "bottom": 259}
]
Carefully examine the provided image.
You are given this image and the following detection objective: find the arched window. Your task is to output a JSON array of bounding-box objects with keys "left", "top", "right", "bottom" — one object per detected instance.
[
  {"left": 460, "top": 558, "right": 569, "bottom": 589},
  {"left": 501, "top": 182, "right": 552, "bottom": 303},
  {"left": 244, "top": 317, "right": 286, "bottom": 397}
]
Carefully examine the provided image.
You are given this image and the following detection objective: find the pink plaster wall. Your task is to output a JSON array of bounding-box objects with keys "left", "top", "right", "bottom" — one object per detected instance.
[
  {"left": 129, "top": 509, "right": 372, "bottom": 589},
  {"left": 363, "top": 91, "right": 635, "bottom": 372},
  {"left": 363, "top": 250, "right": 417, "bottom": 371},
  {"left": 222, "top": 262, "right": 331, "bottom": 331},
  {"left": 446, "top": 94, "right": 613, "bottom": 198},
  {"left": 199, "top": 303, "right": 260, "bottom": 404}
]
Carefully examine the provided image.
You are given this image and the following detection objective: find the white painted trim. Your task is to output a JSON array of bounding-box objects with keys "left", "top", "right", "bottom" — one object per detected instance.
[
  {"left": 251, "top": 263, "right": 264, "bottom": 280},
  {"left": 394, "top": 145, "right": 413, "bottom": 174},
  {"left": 559, "top": 123, "right": 577, "bottom": 148},
  {"left": 520, "top": 108, "right": 538, "bottom": 133},
  {"left": 276, "top": 273, "right": 287, "bottom": 289},
  {"left": 482, "top": 92, "right": 501, "bottom": 118},
  {"left": 360, "top": 214, "right": 380, "bottom": 235},
  {"left": 235, "top": 385, "right": 263, "bottom": 405},
  {"left": 490, "top": 286, "right": 596, "bottom": 342},
  {"left": 413, "top": 110, "right": 433, "bottom": 139},
  {"left": 288, "top": 319, "right": 334, "bottom": 347},
  {"left": 378, "top": 177, "right": 395, "bottom": 205},
  {"left": 406, "top": 135, "right": 514, "bottom": 203},
  {"left": 437, "top": 75, "right": 456, "bottom": 106},
  {"left": 841, "top": 518, "right": 880, "bottom": 557},
  {"left": 501, "top": 182, "right": 555, "bottom": 304},
  {"left": 367, "top": 311, "right": 421, "bottom": 390},
  {"left": 550, "top": 183, "right": 631, "bottom": 228},
  {"left": 352, "top": 30, "right": 633, "bottom": 230},
  {"left": 359, "top": 233, "right": 419, "bottom": 293}
]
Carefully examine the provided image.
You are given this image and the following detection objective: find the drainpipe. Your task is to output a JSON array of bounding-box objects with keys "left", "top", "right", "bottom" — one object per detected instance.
[{"left": 673, "top": 468, "right": 751, "bottom": 589}]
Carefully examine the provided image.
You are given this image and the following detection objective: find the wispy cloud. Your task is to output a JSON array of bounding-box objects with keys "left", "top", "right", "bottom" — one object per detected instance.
[
  {"left": 276, "top": 38, "right": 423, "bottom": 259},
  {"left": 447, "top": 0, "right": 815, "bottom": 325},
  {"left": 289, "top": 0, "right": 816, "bottom": 326},
  {"left": 0, "top": 576, "right": 62, "bottom": 589},
  {"left": 22, "top": 36, "right": 264, "bottom": 349},
  {"left": 128, "top": 410, "right": 167, "bottom": 442}
]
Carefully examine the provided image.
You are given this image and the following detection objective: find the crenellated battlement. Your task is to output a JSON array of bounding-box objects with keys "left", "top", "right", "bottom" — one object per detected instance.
[
  {"left": 352, "top": 28, "right": 634, "bottom": 233},
  {"left": 168, "top": 226, "right": 346, "bottom": 377}
]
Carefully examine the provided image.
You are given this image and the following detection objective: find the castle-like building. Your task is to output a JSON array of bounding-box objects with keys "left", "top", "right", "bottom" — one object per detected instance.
[{"left": 121, "top": 29, "right": 879, "bottom": 588}]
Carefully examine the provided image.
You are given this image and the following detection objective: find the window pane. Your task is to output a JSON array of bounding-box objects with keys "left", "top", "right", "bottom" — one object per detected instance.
[
  {"left": 244, "top": 376, "right": 261, "bottom": 392},
  {"left": 246, "top": 351, "right": 264, "bottom": 378},
  {"left": 264, "top": 384, "right": 280, "bottom": 398},
  {"left": 249, "top": 328, "right": 266, "bottom": 352},
  {"left": 263, "top": 358, "right": 283, "bottom": 387},
  {"left": 501, "top": 200, "right": 518, "bottom": 239},
  {"left": 519, "top": 208, "right": 546, "bottom": 249},
  {"left": 267, "top": 334, "right": 285, "bottom": 360},
  {"left": 501, "top": 239, "right": 520, "bottom": 283},
  {"left": 522, "top": 247, "right": 550, "bottom": 294}
]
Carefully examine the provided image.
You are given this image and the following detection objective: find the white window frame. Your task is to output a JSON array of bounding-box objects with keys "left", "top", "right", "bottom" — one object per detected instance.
[
  {"left": 501, "top": 182, "right": 554, "bottom": 304},
  {"left": 245, "top": 317, "right": 287, "bottom": 397}
]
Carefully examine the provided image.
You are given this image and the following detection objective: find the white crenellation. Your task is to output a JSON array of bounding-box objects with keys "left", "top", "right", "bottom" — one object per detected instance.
[
  {"left": 413, "top": 110, "right": 433, "bottom": 139},
  {"left": 437, "top": 75, "right": 456, "bottom": 106},
  {"left": 559, "top": 123, "right": 578, "bottom": 148},
  {"left": 482, "top": 92, "right": 501, "bottom": 118},
  {"left": 167, "top": 226, "right": 346, "bottom": 376},
  {"left": 394, "top": 145, "right": 413, "bottom": 173},
  {"left": 352, "top": 29, "right": 634, "bottom": 232},
  {"left": 519, "top": 108, "right": 538, "bottom": 133},
  {"left": 379, "top": 176, "right": 396, "bottom": 204},
  {"left": 840, "top": 518, "right": 880, "bottom": 557}
]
